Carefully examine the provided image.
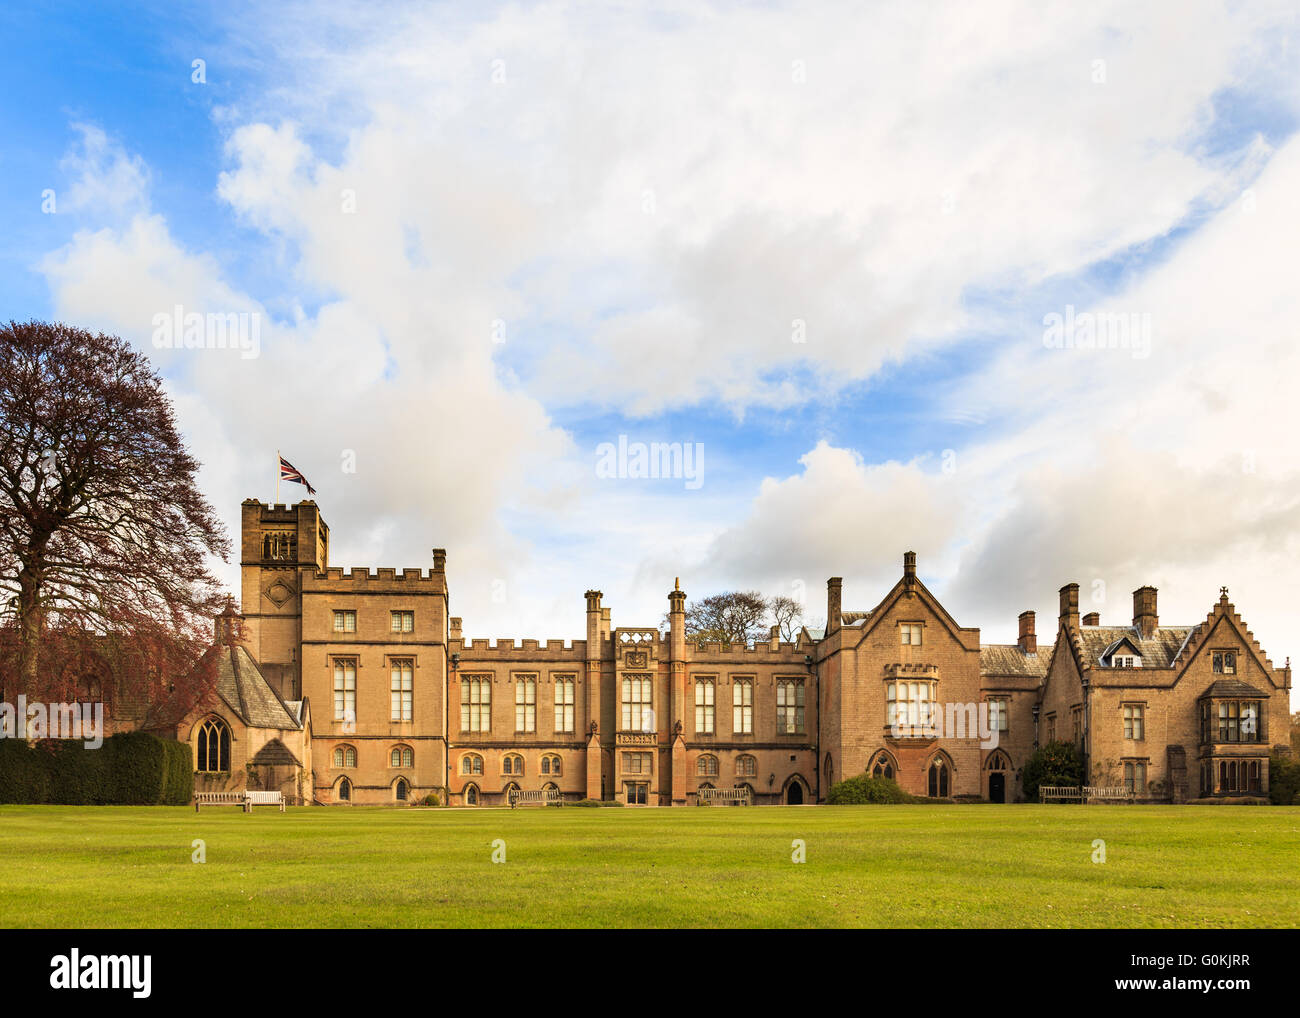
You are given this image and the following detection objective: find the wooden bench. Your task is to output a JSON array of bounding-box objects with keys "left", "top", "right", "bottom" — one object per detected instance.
[
  {"left": 1040, "top": 785, "right": 1134, "bottom": 804},
  {"left": 244, "top": 790, "right": 286, "bottom": 812},
  {"left": 194, "top": 790, "right": 286, "bottom": 812},
  {"left": 508, "top": 788, "right": 562, "bottom": 809},
  {"left": 1083, "top": 785, "right": 1134, "bottom": 804},
  {"left": 697, "top": 787, "right": 752, "bottom": 806},
  {"left": 195, "top": 791, "right": 245, "bottom": 812}
]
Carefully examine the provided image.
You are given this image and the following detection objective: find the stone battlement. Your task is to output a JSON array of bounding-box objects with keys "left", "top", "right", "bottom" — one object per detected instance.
[{"left": 453, "top": 637, "right": 588, "bottom": 657}]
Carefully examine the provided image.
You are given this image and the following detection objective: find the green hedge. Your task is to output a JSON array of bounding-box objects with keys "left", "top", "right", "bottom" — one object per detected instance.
[
  {"left": 1268, "top": 753, "right": 1300, "bottom": 806},
  {"left": 826, "top": 775, "right": 913, "bottom": 804},
  {"left": 0, "top": 733, "right": 192, "bottom": 805},
  {"left": 1021, "top": 741, "right": 1086, "bottom": 803}
]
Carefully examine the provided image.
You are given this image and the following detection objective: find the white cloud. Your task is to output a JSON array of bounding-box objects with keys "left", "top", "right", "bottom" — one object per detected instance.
[
  {"left": 58, "top": 123, "right": 150, "bottom": 217},
  {"left": 31, "top": 2, "right": 1300, "bottom": 702}
]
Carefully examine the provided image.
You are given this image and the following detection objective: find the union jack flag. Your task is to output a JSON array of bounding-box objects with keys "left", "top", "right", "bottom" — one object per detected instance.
[{"left": 278, "top": 455, "right": 317, "bottom": 495}]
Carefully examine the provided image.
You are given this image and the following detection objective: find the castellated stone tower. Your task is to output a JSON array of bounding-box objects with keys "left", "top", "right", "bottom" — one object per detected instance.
[{"left": 239, "top": 499, "right": 330, "bottom": 700}]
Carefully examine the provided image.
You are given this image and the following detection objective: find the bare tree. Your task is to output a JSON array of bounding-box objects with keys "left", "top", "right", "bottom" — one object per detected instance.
[
  {"left": 769, "top": 595, "right": 804, "bottom": 643},
  {"left": 674, "top": 591, "right": 769, "bottom": 647},
  {"left": 0, "top": 321, "right": 230, "bottom": 712}
]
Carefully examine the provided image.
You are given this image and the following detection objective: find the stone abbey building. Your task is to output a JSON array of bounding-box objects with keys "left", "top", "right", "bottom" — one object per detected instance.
[{"left": 191, "top": 499, "right": 1292, "bottom": 806}]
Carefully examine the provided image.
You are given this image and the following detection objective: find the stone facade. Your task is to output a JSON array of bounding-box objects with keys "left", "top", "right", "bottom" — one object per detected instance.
[{"left": 229, "top": 500, "right": 1292, "bottom": 805}]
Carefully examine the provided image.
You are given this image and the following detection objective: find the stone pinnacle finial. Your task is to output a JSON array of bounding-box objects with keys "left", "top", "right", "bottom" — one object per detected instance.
[{"left": 675, "top": 577, "right": 680, "bottom": 591}]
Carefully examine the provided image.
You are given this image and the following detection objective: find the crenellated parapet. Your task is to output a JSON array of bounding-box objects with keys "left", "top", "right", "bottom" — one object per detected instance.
[{"left": 452, "top": 637, "right": 589, "bottom": 661}]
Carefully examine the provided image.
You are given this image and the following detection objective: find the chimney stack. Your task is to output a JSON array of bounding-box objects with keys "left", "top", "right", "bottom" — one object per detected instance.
[
  {"left": 1132, "top": 586, "right": 1158, "bottom": 637},
  {"left": 215, "top": 602, "right": 240, "bottom": 646},
  {"left": 1082, "top": 612, "right": 1099, "bottom": 626},
  {"left": 431, "top": 548, "right": 446, "bottom": 573},
  {"left": 449, "top": 617, "right": 462, "bottom": 640},
  {"left": 903, "top": 551, "right": 917, "bottom": 577},
  {"left": 1059, "top": 583, "right": 1080, "bottom": 630},
  {"left": 1017, "top": 610, "right": 1036, "bottom": 654},
  {"left": 826, "top": 577, "right": 843, "bottom": 636}
]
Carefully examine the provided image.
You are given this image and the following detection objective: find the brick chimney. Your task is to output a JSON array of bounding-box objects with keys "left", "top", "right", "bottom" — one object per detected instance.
[
  {"left": 1082, "top": 612, "right": 1099, "bottom": 626},
  {"left": 1059, "top": 583, "right": 1080, "bottom": 630},
  {"left": 1132, "top": 586, "right": 1158, "bottom": 637},
  {"left": 1017, "top": 610, "right": 1036, "bottom": 654},
  {"left": 826, "top": 577, "right": 842, "bottom": 635}
]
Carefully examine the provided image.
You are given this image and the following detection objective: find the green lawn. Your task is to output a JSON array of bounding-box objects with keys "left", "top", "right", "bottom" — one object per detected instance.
[{"left": 2, "top": 804, "right": 1298, "bottom": 928}]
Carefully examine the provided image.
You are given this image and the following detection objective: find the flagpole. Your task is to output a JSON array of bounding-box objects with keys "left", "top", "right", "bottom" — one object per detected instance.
[{"left": 276, "top": 449, "right": 280, "bottom": 506}]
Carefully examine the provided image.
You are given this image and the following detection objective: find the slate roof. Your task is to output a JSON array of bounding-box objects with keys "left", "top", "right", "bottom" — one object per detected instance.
[
  {"left": 979, "top": 644, "right": 1052, "bottom": 678},
  {"left": 1077, "top": 626, "right": 1195, "bottom": 669},
  {"left": 214, "top": 645, "right": 302, "bottom": 731},
  {"left": 249, "top": 737, "right": 301, "bottom": 767},
  {"left": 1199, "top": 678, "right": 1267, "bottom": 699},
  {"left": 841, "top": 610, "right": 874, "bottom": 627}
]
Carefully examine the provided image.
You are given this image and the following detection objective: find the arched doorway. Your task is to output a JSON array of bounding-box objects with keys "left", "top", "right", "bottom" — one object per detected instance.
[
  {"left": 985, "top": 750, "right": 1010, "bottom": 803},
  {"left": 465, "top": 784, "right": 479, "bottom": 806},
  {"left": 395, "top": 778, "right": 409, "bottom": 802},
  {"left": 337, "top": 777, "right": 352, "bottom": 802},
  {"left": 786, "top": 780, "right": 804, "bottom": 805}
]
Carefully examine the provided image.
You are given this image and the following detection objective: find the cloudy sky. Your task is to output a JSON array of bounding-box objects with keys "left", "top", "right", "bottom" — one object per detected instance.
[{"left": 3, "top": 1, "right": 1298, "bottom": 701}]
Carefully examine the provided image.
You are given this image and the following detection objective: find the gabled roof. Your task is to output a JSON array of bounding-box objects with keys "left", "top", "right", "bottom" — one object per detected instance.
[
  {"left": 980, "top": 644, "right": 1053, "bottom": 679},
  {"left": 850, "top": 572, "right": 974, "bottom": 648},
  {"left": 841, "top": 610, "right": 874, "bottom": 627},
  {"left": 249, "top": 737, "right": 301, "bottom": 767},
  {"left": 213, "top": 645, "right": 302, "bottom": 731},
  {"left": 1199, "top": 678, "right": 1268, "bottom": 699},
  {"left": 1077, "top": 626, "right": 1193, "bottom": 669}
]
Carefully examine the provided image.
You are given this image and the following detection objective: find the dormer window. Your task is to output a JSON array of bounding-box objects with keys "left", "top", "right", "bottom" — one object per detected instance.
[{"left": 1112, "top": 655, "right": 1140, "bottom": 668}]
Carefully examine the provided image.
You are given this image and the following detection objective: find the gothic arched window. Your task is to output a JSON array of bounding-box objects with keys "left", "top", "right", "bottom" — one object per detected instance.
[{"left": 197, "top": 718, "right": 230, "bottom": 772}]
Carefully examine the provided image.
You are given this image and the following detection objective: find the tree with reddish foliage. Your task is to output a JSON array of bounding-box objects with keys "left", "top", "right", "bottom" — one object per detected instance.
[{"left": 0, "top": 321, "right": 231, "bottom": 724}]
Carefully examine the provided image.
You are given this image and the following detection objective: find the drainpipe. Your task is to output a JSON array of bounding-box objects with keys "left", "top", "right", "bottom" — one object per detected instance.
[
  {"left": 448, "top": 651, "right": 459, "bottom": 806},
  {"left": 808, "top": 652, "right": 820, "bottom": 803}
]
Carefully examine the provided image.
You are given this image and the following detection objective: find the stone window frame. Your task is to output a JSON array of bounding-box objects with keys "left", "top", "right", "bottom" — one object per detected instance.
[
  {"left": 985, "top": 696, "right": 1009, "bottom": 733},
  {"left": 1210, "top": 649, "right": 1238, "bottom": 675},
  {"left": 731, "top": 675, "right": 755, "bottom": 736},
  {"left": 389, "top": 609, "right": 414, "bottom": 634},
  {"left": 898, "top": 621, "right": 924, "bottom": 646},
  {"left": 332, "top": 743, "right": 357, "bottom": 769},
  {"left": 553, "top": 674, "right": 576, "bottom": 734},
  {"left": 389, "top": 744, "right": 414, "bottom": 768},
  {"left": 332, "top": 657, "right": 358, "bottom": 723},
  {"left": 694, "top": 675, "right": 717, "bottom": 735},
  {"left": 1121, "top": 701, "right": 1146, "bottom": 741},
  {"left": 1122, "top": 757, "right": 1149, "bottom": 796},
  {"left": 388, "top": 657, "right": 414, "bottom": 723},
  {"left": 775, "top": 677, "right": 806, "bottom": 735},
  {"left": 460, "top": 674, "right": 493, "bottom": 733},
  {"left": 513, "top": 673, "right": 538, "bottom": 733},
  {"left": 886, "top": 678, "right": 937, "bottom": 730},
  {"left": 332, "top": 609, "right": 357, "bottom": 634}
]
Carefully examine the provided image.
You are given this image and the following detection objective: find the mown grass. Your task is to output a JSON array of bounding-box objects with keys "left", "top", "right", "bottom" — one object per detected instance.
[{"left": 1, "top": 804, "right": 1297, "bottom": 928}]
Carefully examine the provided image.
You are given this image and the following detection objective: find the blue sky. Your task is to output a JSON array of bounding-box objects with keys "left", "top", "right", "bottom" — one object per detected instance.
[{"left": 6, "top": 1, "right": 1300, "bottom": 699}]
